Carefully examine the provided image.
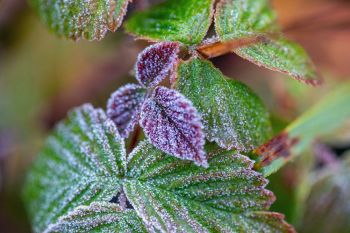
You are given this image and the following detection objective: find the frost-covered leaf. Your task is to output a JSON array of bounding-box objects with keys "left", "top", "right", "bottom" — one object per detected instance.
[
  {"left": 140, "top": 86, "right": 207, "bottom": 167},
  {"left": 23, "top": 104, "right": 127, "bottom": 232},
  {"left": 215, "top": 0, "right": 321, "bottom": 85},
  {"left": 255, "top": 83, "right": 350, "bottom": 176},
  {"left": 215, "top": 0, "right": 278, "bottom": 41},
  {"left": 235, "top": 37, "right": 321, "bottom": 85},
  {"left": 124, "top": 0, "right": 214, "bottom": 45},
  {"left": 124, "top": 141, "right": 295, "bottom": 232},
  {"left": 136, "top": 42, "right": 180, "bottom": 88},
  {"left": 107, "top": 84, "right": 147, "bottom": 138},
  {"left": 175, "top": 58, "right": 272, "bottom": 151},
  {"left": 44, "top": 202, "right": 147, "bottom": 233},
  {"left": 30, "top": 0, "right": 131, "bottom": 41}
]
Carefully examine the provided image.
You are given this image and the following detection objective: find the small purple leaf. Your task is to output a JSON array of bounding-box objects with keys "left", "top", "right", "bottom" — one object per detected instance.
[
  {"left": 140, "top": 86, "right": 207, "bottom": 167},
  {"left": 107, "top": 84, "right": 147, "bottom": 138},
  {"left": 135, "top": 42, "right": 180, "bottom": 88}
]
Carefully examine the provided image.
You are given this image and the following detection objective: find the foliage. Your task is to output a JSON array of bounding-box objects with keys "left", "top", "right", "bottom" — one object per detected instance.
[
  {"left": 22, "top": 0, "right": 350, "bottom": 232},
  {"left": 124, "top": 0, "right": 214, "bottom": 45},
  {"left": 175, "top": 58, "right": 272, "bottom": 151},
  {"left": 23, "top": 105, "right": 294, "bottom": 232},
  {"left": 30, "top": 0, "right": 131, "bottom": 41}
]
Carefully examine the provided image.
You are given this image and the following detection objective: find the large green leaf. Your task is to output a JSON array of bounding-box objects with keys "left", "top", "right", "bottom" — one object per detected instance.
[
  {"left": 215, "top": 0, "right": 320, "bottom": 85},
  {"left": 30, "top": 0, "right": 131, "bottom": 40},
  {"left": 175, "top": 58, "right": 272, "bottom": 151},
  {"left": 124, "top": 0, "right": 214, "bottom": 45},
  {"left": 44, "top": 202, "right": 147, "bottom": 233},
  {"left": 255, "top": 83, "right": 350, "bottom": 176},
  {"left": 124, "top": 141, "right": 294, "bottom": 232},
  {"left": 23, "top": 104, "right": 126, "bottom": 232},
  {"left": 24, "top": 105, "right": 293, "bottom": 232}
]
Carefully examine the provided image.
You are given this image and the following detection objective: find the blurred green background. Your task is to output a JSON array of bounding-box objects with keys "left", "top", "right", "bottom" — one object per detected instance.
[{"left": 1, "top": 0, "right": 350, "bottom": 232}]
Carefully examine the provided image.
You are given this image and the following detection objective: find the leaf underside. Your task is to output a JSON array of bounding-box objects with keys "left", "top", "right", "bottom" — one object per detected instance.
[
  {"left": 124, "top": 0, "right": 214, "bottom": 45},
  {"left": 30, "top": 0, "right": 131, "bottom": 41},
  {"left": 140, "top": 86, "right": 207, "bottom": 167},
  {"left": 215, "top": 0, "right": 320, "bottom": 85},
  {"left": 175, "top": 58, "right": 272, "bottom": 151},
  {"left": 107, "top": 84, "right": 147, "bottom": 138},
  {"left": 135, "top": 42, "right": 180, "bottom": 88},
  {"left": 24, "top": 105, "right": 294, "bottom": 232}
]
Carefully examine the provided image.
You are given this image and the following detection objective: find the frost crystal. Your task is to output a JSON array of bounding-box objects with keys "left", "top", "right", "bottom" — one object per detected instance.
[
  {"left": 135, "top": 42, "right": 180, "bottom": 88},
  {"left": 107, "top": 84, "right": 147, "bottom": 138},
  {"left": 140, "top": 86, "right": 207, "bottom": 167}
]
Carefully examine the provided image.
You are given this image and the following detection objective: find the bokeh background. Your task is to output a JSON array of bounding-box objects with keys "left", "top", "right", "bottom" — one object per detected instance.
[{"left": 1, "top": 0, "right": 350, "bottom": 232}]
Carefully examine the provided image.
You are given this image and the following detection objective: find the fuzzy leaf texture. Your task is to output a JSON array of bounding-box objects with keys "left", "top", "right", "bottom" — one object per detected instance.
[
  {"left": 255, "top": 82, "right": 350, "bottom": 176},
  {"left": 30, "top": 0, "right": 131, "bottom": 41},
  {"left": 124, "top": 141, "right": 294, "bottom": 232},
  {"left": 107, "top": 84, "right": 147, "bottom": 138},
  {"left": 136, "top": 42, "right": 180, "bottom": 88},
  {"left": 215, "top": 0, "right": 321, "bottom": 85},
  {"left": 23, "top": 105, "right": 295, "bottom": 232},
  {"left": 215, "top": 0, "right": 278, "bottom": 41},
  {"left": 175, "top": 58, "right": 272, "bottom": 151},
  {"left": 124, "top": 0, "right": 214, "bottom": 45},
  {"left": 140, "top": 86, "right": 207, "bottom": 167},
  {"left": 44, "top": 202, "right": 147, "bottom": 233},
  {"left": 23, "top": 104, "right": 128, "bottom": 232}
]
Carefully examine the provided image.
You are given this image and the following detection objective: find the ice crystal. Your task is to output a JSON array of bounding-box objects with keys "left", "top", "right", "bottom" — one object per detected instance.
[
  {"left": 140, "top": 87, "right": 207, "bottom": 167},
  {"left": 107, "top": 84, "right": 147, "bottom": 138},
  {"left": 135, "top": 42, "right": 180, "bottom": 88}
]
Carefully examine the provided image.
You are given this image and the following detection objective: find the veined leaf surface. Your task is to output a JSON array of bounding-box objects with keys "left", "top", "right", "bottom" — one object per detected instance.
[
  {"left": 175, "top": 58, "right": 272, "bottom": 151},
  {"left": 124, "top": 141, "right": 294, "bottom": 232},
  {"left": 30, "top": 0, "right": 131, "bottom": 40},
  {"left": 23, "top": 104, "right": 126, "bottom": 232},
  {"left": 124, "top": 0, "right": 214, "bottom": 45},
  {"left": 44, "top": 202, "right": 146, "bottom": 233},
  {"left": 24, "top": 105, "right": 293, "bottom": 232}
]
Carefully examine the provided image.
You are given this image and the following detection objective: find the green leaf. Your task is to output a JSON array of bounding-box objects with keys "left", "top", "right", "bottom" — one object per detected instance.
[
  {"left": 124, "top": 0, "right": 214, "bottom": 45},
  {"left": 174, "top": 58, "right": 272, "bottom": 151},
  {"left": 235, "top": 38, "right": 320, "bottom": 85},
  {"left": 23, "top": 104, "right": 127, "bottom": 232},
  {"left": 215, "top": 0, "right": 278, "bottom": 41},
  {"left": 124, "top": 141, "right": 294, "bottom": 232},
  {"left": 44, "top": 202, "right": 147, "bottom": 233},
  {"left": 24, "top": 105, "right": 293, "bottom": 232},
  {"left": 215, "top": 0, "right": 320, "bottom": 85},
  {"left": 30, "top": 0, "right": 131, "bottom": 41},
  {"left": 255, "top": 83, "right": 350, "bottom": 176}
]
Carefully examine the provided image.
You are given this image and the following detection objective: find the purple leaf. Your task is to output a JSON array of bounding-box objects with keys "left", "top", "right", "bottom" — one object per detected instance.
[
  {"left": 135, "top": 42, "right": 180, "bottom": 88},
  {"left": 107, "top": 84, "right": 147, "bottom": 138},
  {"left": 140, "top": 86, "right": 207, "bottom": 167}
]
